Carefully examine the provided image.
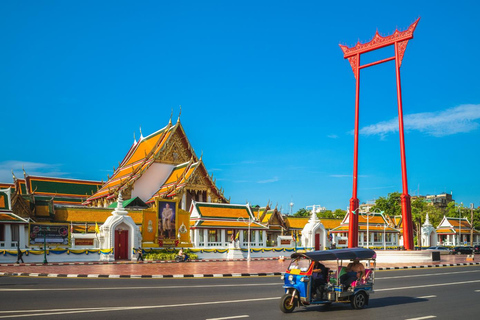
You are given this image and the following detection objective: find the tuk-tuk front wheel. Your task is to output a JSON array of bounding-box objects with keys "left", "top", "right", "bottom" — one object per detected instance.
[
  {"left": 351, "top": 291, "right": 367, "bottom": 309},
  {"left": 280, "top": 293, "right": 296, "bottom": 313}
]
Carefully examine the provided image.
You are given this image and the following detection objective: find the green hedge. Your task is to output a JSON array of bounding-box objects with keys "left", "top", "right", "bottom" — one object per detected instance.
[{"left": 144, "top": 249, "right": 198, "bottom": 261}]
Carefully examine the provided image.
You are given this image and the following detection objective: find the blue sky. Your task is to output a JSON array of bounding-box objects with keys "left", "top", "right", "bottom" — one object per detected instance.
[{"left": 1, "top": 1, "right": 479, "bottom": 212}]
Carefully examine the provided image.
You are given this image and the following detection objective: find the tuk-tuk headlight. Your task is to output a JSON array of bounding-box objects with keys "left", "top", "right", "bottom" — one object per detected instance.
[
  {"left": 300, "top": 277, "right": 309, "bottom": 282},
  {"left": 288, "top": 275, "right": 294, "bottom": 283},
  {"left": 280, "top": 275, "right": 285, "bottom": 280}
]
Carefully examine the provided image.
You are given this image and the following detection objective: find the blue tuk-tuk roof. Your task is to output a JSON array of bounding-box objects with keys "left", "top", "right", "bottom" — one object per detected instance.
[{"left": 291, "top": 248, "right": 376, "bottom": 261}]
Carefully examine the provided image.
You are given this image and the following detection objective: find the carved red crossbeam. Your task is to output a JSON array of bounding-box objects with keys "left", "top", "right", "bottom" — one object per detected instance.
[{"left": 339, "top": 18, "right": 420, "bottom": 78}]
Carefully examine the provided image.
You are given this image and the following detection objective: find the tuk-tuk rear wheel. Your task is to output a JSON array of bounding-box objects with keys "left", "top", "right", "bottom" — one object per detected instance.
[
  {"left": 350, "top": 291, "right": 367, "bottom": 309},
  {"left": 279, "top": 294, "right": 296, "bottom": 313}
]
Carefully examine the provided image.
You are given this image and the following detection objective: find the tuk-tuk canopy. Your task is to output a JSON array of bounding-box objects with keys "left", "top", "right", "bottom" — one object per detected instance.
[{"left": 291, "top": 248, "right": 376, "bottom": 261}]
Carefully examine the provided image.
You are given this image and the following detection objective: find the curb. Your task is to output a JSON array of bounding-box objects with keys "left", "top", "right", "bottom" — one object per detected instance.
[
  {"left": 0, "top": 257, "right": 279, "bottom": 267},
  {"left": 1, "top": 262, "right": 479, "bottom": 279},
  {"left": 0, "top": 271, "right": 284, "bottom": 279},
  {"left": 376, "top": 262, "right": 480, "bottom": 270}
]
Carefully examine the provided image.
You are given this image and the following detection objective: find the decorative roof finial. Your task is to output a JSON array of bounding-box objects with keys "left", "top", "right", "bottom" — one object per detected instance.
[
  {"left": 117, "top": 191, "right": 124, "bottom": 209},
  {"left": 169, "top": 108, "right": 173, "bottom": 125},
  {"left": 11, "top": 170, "right": 17, "bottom": 181},
  {"left": 22, "top": 165, "right": 28, "bottom": 179},
  {"left": 139, "top": 126, "right": 144, "bottom": 140},
  {"left": 177, "top": 105, "right": 182, "bottom": 123},
  {"left": 133, "top": 132, "right": 137, "bottom": 144},
  {"left": 423, "top": 213, "right": 431, "bottom": 226}
]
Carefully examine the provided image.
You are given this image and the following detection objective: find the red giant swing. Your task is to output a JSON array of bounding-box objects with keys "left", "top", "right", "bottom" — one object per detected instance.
[{"left": 340, "top": 18, "right": 420, "bottom": 250}]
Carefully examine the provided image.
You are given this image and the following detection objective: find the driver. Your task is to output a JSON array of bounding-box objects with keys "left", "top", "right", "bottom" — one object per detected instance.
[{"left": 312, "top": 261, "right": 327, "bottom": 299}]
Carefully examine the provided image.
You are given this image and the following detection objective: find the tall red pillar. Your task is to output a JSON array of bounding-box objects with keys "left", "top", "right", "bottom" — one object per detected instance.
[{"left": 340, "top": 18, "right": 420, "bottom": 250}]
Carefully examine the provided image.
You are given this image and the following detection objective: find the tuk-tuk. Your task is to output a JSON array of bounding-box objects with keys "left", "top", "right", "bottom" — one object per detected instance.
[{"left": 280, "top": 248, "right": 376, "bottom": 313}]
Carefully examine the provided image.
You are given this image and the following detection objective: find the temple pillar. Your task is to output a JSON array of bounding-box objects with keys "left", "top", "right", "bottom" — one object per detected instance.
[
  {"left": 4, "top": 224, "right": 12, "bottom": 248},
  {"left": 221, "top": 229, "right": 226, "bottom": 246},
  {"left": 18, "top": 225, "right": 26, "bottom": 248},
  {"left": 203, "top": 229, "right": 208, "bottom": 247},
  {"left": 182, "top": 192, "right": 187, "bottom": 210}
]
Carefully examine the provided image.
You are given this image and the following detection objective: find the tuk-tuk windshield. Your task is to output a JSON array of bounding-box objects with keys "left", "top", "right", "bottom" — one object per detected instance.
[{"left": 288, "top": 257, "right": 310, "bottom": 272}]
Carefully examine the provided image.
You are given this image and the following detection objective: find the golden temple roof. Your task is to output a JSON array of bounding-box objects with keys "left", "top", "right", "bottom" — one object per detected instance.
[{"left": 86, "top": 119, "right": 227, "bottom": 205}]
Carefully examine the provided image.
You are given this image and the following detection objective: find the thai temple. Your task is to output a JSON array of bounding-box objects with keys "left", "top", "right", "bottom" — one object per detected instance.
[
  {"left": 0, "top": 116, "right": 337, "bottom": 261},
  {"left": 1, "top": 115, "right": 478, "bottom": 262}
]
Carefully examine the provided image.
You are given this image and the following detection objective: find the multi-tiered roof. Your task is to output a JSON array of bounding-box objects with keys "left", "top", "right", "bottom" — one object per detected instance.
[{"left": 85, "top": 118, "right": 227, "bottom": 207}]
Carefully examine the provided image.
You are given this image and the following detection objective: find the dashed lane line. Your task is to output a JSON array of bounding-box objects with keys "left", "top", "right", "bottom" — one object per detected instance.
[{"left": 0, "top": 297, "right": 280, "bottom": 319}]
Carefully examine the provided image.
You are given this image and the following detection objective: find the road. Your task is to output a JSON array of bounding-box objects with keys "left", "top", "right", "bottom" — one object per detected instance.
[{"left": 0, "top": 266, "right": 479, "bottom": 319}]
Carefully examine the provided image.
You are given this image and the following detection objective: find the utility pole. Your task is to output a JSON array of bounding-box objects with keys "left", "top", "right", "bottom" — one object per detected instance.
[{"left": 470, "top": 203, "right": 474, "bottom": 247}]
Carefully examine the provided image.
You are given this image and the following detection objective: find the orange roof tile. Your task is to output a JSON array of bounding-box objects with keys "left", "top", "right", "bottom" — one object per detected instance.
[
  {"left": 286, "top": 217, "right": 309, "bottom": 229},
  {"left": 319, "top": 219, "right": 343, "bottom": 229},
  {"left": 195, "top": 205, "right": 251, "bottom": 219},
  {"left": 195, "top": 220, "right": 266, "bottom": 229}
]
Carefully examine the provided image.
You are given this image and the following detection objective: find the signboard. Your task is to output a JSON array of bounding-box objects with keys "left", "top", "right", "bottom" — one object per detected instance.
[
  {"left": 74, "top": 238, "right": 94, "bottom": 246},
  {"left": 157, "top": 199, "right": 178, "bottom": 245},
  {"left": 29, "top": 224, "right": 69, "bottom": 245}
]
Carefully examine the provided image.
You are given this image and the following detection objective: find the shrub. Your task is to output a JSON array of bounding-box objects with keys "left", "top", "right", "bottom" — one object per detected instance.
[{"left": 144, "top": 249, "right": 198, "bottom": 261}]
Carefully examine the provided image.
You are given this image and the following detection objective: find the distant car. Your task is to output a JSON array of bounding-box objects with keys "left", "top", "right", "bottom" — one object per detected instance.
[
  {"left": 425, "top": 246, "right": 452, "bottom": 255},
  {"left": 452, "top": 246, "right": 473, "bottom": 255},
  {"left": 474, "top": 245, "right": 480, "bottom": 254}
]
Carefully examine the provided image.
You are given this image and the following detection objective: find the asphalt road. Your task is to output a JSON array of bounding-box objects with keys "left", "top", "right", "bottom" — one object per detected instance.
[{"left": 1, "top": 266, "right": 479, "bottom": 320}]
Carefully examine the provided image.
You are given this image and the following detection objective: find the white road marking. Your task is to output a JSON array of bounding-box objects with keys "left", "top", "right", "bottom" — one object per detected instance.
[
  {"left": 376, "top": 279, "right": 480, "bottom": 292},
  {"left": 206, "top": 316, "right": 249, "bottom": 320},
  {"left": 376, "top": 269, "right": 480, "bottom": 280},
  {"left": 416, "top": 295, "right": 436, "bottom": 299},
  {"left": 406, "top": 316, "right": 436, "bottom": 320},
  {"left": 0, "top": 297, "right": 279, "bottom": 319},
  {"left": 475, "top": 289, "right": 480, "bottom": 292},
  {"left": 0, "top": 283, "right": 279, "bottom": 292}
]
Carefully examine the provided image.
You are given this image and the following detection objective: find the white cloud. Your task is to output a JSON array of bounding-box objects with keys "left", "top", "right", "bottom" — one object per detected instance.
[
  {"left": 257, "top": 176, "right": 279, "bottom": 184},
  {"left": 0, "top": 160, "right": 68, "bottom": 183},
  {"left": 328, "top": 134, "right": 339, "bottom": 139},
  {"left": 330, "top": 174, "right": 352, "bottom": 178},
  {"left": 359, "top": 104, "right": 480, "bottom": 137}
]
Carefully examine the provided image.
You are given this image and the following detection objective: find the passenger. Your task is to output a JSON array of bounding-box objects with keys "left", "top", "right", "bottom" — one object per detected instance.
[{"left": 340, "top": 259, "right": 365, "bottom": 288}]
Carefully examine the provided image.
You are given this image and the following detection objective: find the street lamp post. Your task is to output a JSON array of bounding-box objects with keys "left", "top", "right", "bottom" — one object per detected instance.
[
  {"left": 238, "top": 217, "right": 252, "bottom": 261},
  {"left": 458, "top": 203, "right": 462, "bottom": 246},
  {"left": 377, "top": 223, "right": 386, "bottom": 250},
  {"left": 470, "top": 203, "right": 474, "bottom": 247},
  {"left": 42, "top": 227, "right": 50, "bottom": 264},
  {"left": 360, "top": 210, "right": 374, "bottom": 248}
]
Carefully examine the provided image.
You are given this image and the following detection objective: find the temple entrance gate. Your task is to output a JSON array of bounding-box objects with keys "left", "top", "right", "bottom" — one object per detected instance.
[{"left": 114, "top": 229, "right": 129, "bottom": 260}]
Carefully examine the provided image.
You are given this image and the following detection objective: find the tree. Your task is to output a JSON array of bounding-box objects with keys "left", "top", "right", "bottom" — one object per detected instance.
[
  {"left": 371, "top": 192, "right": 402, "bottom": 217},
  {"left": 332, "top": 209, "right": 347, "bottom": 219},
  {"left": 293, "top": 208, "right": 310, "bottom": 217}
]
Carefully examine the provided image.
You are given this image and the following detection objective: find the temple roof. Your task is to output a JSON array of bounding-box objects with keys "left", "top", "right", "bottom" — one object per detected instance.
[
  {"left": 190, "top": 201, "right": 267, "bottom": 229},
  {"left": 0, "top": 212, "right": 29, "bottom": 223},
  {"left": 11, "top": 176, "right": 102, "bottom": 206},
  {"left": 285, "top": 217, "right": 309, "bottom": 230},
  {"left": 331, "top": 225, "right": 399, "bottom": 233},
  {"left": 319, "top": 218, "right": 343, "bottom": 230},
  {"left": 86, "top": 119, "right": 227, "bottom": 205},
  {"left": 147, "top": 160, "right": 200, "bottom": 202},
  {"left": 88, "top": 122, "right": 176, "bottom": 201}
]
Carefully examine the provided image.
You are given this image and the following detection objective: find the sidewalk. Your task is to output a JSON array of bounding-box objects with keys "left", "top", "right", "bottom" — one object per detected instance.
[{"left": 1, "top": 255, "right": 478, "bottom": 279}]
